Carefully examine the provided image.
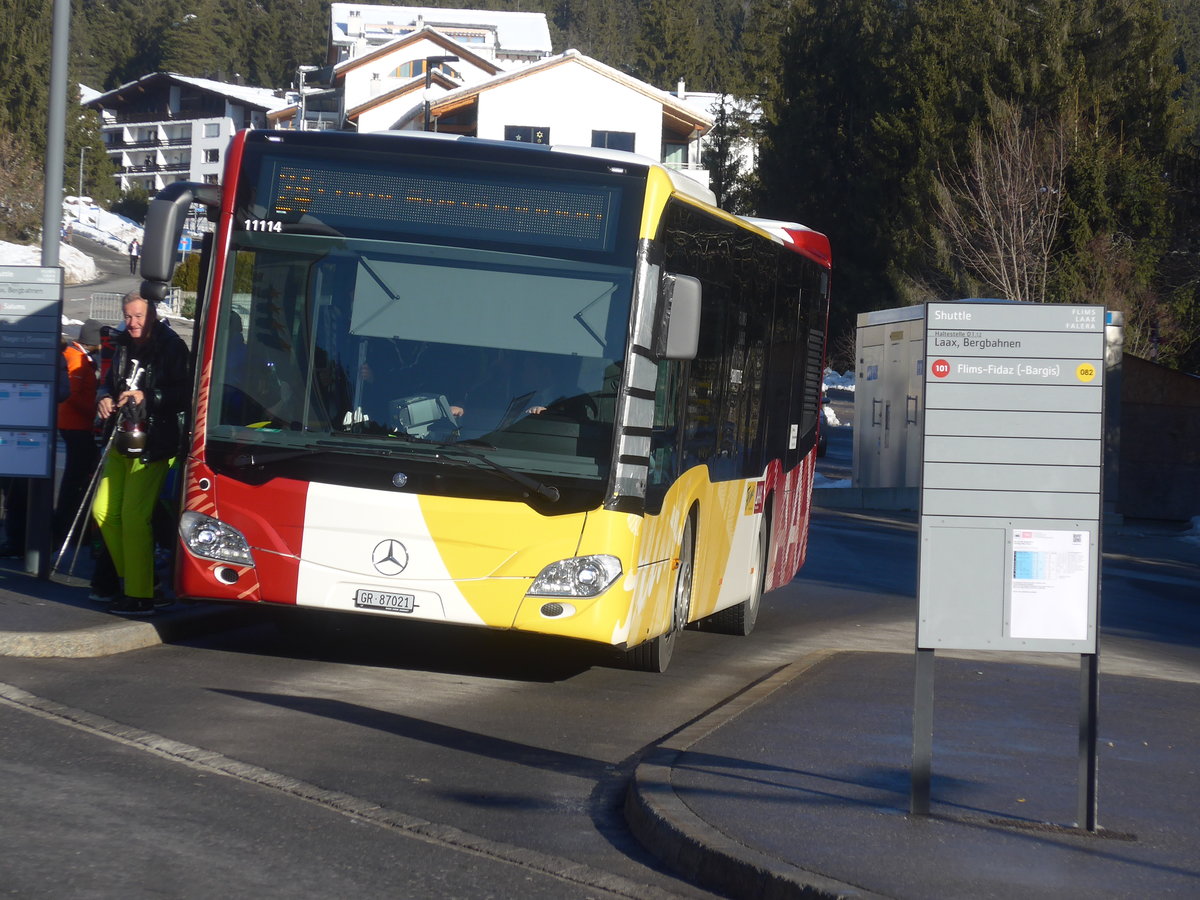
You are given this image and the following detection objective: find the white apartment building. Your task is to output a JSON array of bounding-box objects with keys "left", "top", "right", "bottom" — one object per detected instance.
[{"left": 84, "top": 73, "right": 282, "bottom": 194}]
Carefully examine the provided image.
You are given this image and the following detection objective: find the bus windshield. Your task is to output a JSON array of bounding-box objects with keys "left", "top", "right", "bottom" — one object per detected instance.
[{"left": 207, "top": 230, "right": 632, "bottom": 487}]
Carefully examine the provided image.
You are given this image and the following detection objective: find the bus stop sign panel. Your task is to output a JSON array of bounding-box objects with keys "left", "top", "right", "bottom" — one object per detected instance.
[{"left": 917, "top": 301, "right": 1104, "bottom": 654}]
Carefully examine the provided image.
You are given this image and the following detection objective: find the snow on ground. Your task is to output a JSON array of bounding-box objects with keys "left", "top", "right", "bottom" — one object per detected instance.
[
  {"left": 0, "top": 239, "right": 97, "bottom": 284},
  {"left": 823, "top": 368, "right": 856, "bottom": 392},
  {"left": 63, "top": 197, "right": 143, "bottom": 254},
  {"left": 1, "top": 198, "right": 141, "bottom": 284},
  {"left": 822, "top": 368, "right": 853, "bottom": 428}
]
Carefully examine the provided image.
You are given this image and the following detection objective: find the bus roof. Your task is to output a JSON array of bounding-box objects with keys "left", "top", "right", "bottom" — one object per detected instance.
[{"left": 741, "top": 216, "right": 832, "bottom": 270}]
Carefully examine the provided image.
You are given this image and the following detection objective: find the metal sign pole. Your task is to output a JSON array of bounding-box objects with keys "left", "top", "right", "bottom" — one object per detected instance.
[
  {"left": 23, "top": 0, "right": 73, "bottom": 580},
  {"left": 1079, "top": 652, "right": 1099, "bottom": 831},
  {"left": 911, "top": 648, "right": 934, "bottom": 815}
]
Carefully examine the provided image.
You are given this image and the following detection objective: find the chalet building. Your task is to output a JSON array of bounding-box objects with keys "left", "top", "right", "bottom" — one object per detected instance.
[
  {"left": 84, "top": 73, "right": 283, "bottom": 194},
  {"left": 270, "top": 6, "right": 715, "bottom": 184},
  {"left": 81, "top": 6, "right": 725, "bottom": 196},
  {"left": 343, "top": 50, "right": 712, "bottom": 177},
  {"left": 328, "top": 3, "right": 553, "bottom": 68}
]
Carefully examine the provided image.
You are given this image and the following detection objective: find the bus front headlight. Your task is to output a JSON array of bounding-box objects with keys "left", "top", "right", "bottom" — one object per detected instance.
[
  {"left": 180, "top": 511, "right": 254, "bottom": 565},
  {"left": 528, "top": 555, "right": 622, "bottom": 598}
]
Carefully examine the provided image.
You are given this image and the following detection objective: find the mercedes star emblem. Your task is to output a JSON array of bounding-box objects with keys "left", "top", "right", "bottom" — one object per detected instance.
[{"left": 371, "top": 539, "right": 409, "bottom": 576}]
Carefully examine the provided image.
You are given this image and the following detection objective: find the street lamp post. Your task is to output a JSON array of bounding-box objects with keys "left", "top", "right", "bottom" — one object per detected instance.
[
  {"left": 297, "top": 65, "right": 319, "bottom": 131},
  {"left": 423, "top": 55, "right": 459, "bottom": 132}
]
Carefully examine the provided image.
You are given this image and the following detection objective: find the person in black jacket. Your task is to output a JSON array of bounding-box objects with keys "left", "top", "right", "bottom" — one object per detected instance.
[{"left": 92, "top": 291, "right": 190, "bottom": 616}]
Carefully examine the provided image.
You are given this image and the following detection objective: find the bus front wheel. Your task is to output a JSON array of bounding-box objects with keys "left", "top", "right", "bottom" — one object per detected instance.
[{"left": 627, "top": 514, "right": 694, "bottom": 673}]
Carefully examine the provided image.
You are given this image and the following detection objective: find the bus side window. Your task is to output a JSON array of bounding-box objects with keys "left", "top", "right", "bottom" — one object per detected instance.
[{"left": 647, "top": 358, "right": 683, "bottom": 507}]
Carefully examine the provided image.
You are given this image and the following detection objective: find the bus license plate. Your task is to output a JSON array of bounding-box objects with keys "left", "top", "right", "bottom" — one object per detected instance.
[{"left": 354, "top": 589, "right": 415, "bottom": 613}]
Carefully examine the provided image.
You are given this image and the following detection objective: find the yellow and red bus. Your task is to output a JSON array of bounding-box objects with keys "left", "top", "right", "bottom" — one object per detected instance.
[{"left": 140, "top": 130, "right": 830, "bottom": 671}]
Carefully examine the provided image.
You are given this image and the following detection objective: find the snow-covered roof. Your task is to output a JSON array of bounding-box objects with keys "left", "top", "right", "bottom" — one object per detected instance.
[
  {"left": 86, "top": 73, "right": 283, "bottom": 112},
  {"left": 170, "top": 74, "right": 283, "bottom": 110},
  {"left": 331, "top": 3, "right": 552, "bottom": 55},
  {"left": 418, "top": 49, "right": 713, "bottom": 134},
  {"left": 333, "top": 26, "right": 500, "bottom": 79}
]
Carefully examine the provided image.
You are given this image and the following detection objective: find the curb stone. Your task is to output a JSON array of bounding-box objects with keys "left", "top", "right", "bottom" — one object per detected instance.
[
  {"left": 0, "top": 603, "right": 253, "bottom": 658},
  {"left": 625, "top": 650, "right": 884, "bottom": 900}
]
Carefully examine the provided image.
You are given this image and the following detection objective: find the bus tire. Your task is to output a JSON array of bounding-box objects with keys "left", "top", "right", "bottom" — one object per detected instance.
[
  {"left": 626, "top": 512, "right": 694, "bottom": 673},
  {"left": 702, "top": 514, "right": 767, "bottom": 636}
]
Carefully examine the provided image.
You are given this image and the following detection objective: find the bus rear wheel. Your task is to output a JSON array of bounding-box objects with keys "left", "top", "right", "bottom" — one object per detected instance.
[
  {"left": 627, "top": 514, "right": 694, "bottom": 673},
  {"left": 702, "top": 516, "right": 767, "bottom": 636}
]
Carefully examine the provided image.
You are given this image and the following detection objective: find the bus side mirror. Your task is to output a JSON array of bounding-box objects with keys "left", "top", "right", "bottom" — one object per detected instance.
[
  {"left": 660, "top": 274, "right": 701, "bottom": 360},
  {"left": 140, "top": 182, "right": 221, "bottom": 302}
]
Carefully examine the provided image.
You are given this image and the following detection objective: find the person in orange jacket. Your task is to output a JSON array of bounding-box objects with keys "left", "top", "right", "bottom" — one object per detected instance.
[{"left": 53, "top": 320, "right": 103, "bottom": 543}]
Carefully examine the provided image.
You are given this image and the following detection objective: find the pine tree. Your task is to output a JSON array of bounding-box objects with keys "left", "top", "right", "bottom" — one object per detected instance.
[
  {"left": 737, "top": 0, "right": 794, "bottom": 102},
  {"left": 0, "top": 0, "right": 53, "bottom": 154},
  {"left": 635, "top": 0, "right": 728, "bottom": 91},
  {"left": 758, "top": 0, "right": 919, "bottom": 329},
  {"left": 557, "top": 0, "right": 637, "bottom": 67}
]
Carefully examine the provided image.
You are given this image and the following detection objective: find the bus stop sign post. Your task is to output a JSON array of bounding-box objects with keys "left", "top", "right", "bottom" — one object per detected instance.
[
  {"left": 911, "top": 300, "right": 1105, "bottom": 832},
  {"left": 0, "top": 267, "right": 64, "bottom": 578}
]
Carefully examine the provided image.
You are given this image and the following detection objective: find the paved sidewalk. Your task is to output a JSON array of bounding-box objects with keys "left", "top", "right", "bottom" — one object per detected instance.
[
  {"left": 627, "top": 650, "right": 1200, "bottom": 899},
  {"left": 626, "top": 519, "right": 1200, "bottom": 899},
  {"left": 0, "top": 564, "right": 246, "bottom": 658}
]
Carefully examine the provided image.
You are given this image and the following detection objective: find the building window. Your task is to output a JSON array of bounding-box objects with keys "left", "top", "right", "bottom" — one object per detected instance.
[
  {"left": 204, "top": 149, "right": 220, "bottom": 163},
  {"left": 662, "top": 142, "right": 688, "bottom": 167},
  {"left": 204, "top": 174, "right": 219, "bottom": 184},
  {"left": 445, "top": 28, "right": 488, "bottom": 44},
  {"left": 592, "top": 131, "right": 635, "bottom": 152},
  {"left": 505, "top": 125, "right": 549, "bottom": 145},
  {"left": 396, "top": 60, "right": 462, "bottom": 79},
  {"left": 204, "top": 123, "right": 220, "bottom": 138}
]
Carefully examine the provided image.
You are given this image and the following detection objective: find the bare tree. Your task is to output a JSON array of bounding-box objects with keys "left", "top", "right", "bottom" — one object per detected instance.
[{"left": 935, "top": 104, "right": 1068, "bottom": 304}]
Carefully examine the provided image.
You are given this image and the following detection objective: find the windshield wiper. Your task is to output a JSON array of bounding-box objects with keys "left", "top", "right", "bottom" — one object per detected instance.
[
  {"left": 228, "top": 438, "right": 407, "bottom": 468},
  {"left": 433, "top": 444, "right": 560, "bottom": 503},
  {"left": 228, "top": 445, "right": 322, "bottom": 468},
  {"left": 313, "top": 437, "right": 406, "bottom": 457},
  {"left": 229, "top": 435, "right": 558, "bottom": 503}
]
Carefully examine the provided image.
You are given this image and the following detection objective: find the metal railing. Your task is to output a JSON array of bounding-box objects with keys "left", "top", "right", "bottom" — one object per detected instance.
[
  {"left": 111, "top": 136, "right": 193, "bottom": 150},
  {"left": 89, "top": 288, "right": 185, "bottom": 322},
  {"left": 89, "top": 292, "right": 124, "bottom": 323}
]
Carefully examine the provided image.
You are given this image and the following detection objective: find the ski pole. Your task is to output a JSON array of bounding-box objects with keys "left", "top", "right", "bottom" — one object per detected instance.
[
  {"left": 53, "top": 417, "right": 118, "bottom": 576},
  {"left": 53, "top": 358, "right": 144, "bottom": 576}
]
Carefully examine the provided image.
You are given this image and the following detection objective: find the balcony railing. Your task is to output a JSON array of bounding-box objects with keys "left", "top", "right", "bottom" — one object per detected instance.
[
  {"left": 124, "top": 161, "right": 191, "bottom": 174},
  {"left": 108, "top": 136, "right": 193, "bottom": 150},
  {"left": 663, "top": 161, "right": 711, "bottom": 188},
  {"left": 104, "top": 109, "right": 225, "bottom": 126}
]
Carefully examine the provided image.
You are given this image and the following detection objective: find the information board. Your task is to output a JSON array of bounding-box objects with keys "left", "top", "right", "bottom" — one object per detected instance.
[
  {"left": 0, "top": 266, "right": 63, "bottom": 478},
  {"left": 917, "top": 301, "right": 1105, "bottom": 653}
]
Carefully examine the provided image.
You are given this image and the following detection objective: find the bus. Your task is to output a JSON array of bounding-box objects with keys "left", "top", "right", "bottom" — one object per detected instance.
[{"left": 140, "top": 130, "right": 830, "bottom": 671}]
